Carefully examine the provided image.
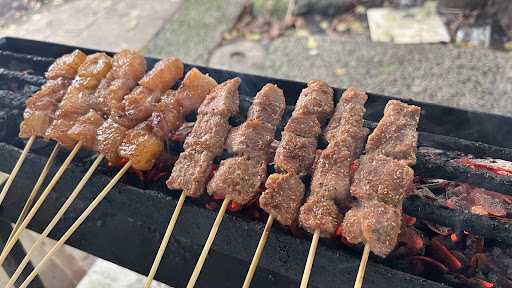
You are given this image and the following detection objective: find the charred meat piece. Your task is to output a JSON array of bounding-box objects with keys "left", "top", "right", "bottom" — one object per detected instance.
[
  {"left": 55, "top": 53, "right": 112, "bottom": 119},
  {"left": 95, "top": 119, "right": 128, "bottom": 164},
  {"left": 183, "top": 114, "right": 231, "bottom": 155},
  {"left": 197, "top": 78, "right": 241, "bottom": 118},
  {"left": 91, "top": 50, "right": 146, "bottom": 116},
  {"left": 283, "top": 114, "right": 321, "bottom": 138},
  {"left": 246, "top": 84, "right": 286, "bottom": 127},
  {"left": 324, "top": 87, "right": 367, "bottom": 144},
  {"left": 310, "top": 143, "right": 352, "bottom": 207},
  {"left": 299, "top": 196, "right": 340, "bottom": 237},
  {"left": 225, "top": 119, "right": 274, "bottom": 161},
  {"left": 351, "top": 154, "right": 414, "bottom": 207},
  {"left": 365, "top": 100, "right": 421, "bottom": 166},
  {"left": 139, "top": 58, "right": 183, "bottom": 93},
  {"left": 118, "top": 122, "right": 164, "bottom": 171},
  {"left": 274, "top": 132, "right": 317, "bottom": 175},
  {"left": 342, "top": 201, "right": 401, "bottom": 257},
  {"left": 259, "top": 173, "right": 305, "bottom": 226},
  {"left": 68, "top": 110, "right": 104, "bottom": 149},
  {"left": 293, "top": 80, "right": 334, "bottom": 124},
  {"left": 167, "top": 150, "right": 215, "bottom": 197},
  {"left": 45, "top": 50, "right": 87, "bottom": 80},
  {"left": 174, "top": 68, "right": 217, "bottom": 115},
  {"left": 111, "top": 58, "right": 184, "bottom": 128},
  {"left": 207, "top": 157, "right": 267, "bottom": 205}
]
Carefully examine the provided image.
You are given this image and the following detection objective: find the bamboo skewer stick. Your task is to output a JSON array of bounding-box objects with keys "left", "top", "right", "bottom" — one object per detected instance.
[
  {"left": 300, "top": 229, "right": 320, "bottom": 288},
  {"left": 242, "top": 215, "right": 274, "bottom": 288},
  {"left": 0, "top": 141, "right": 82, "bottom": 265},
  {"left": 0, "top": 136, "right": 36, "bottom": 206},
  {"left": 354, "top": 244, "right": 370, "bottom": 288},
  {"left": 4, "top": 154, "right": 104, "bottom": 288},
  {"left": 143, "top": 191, "right": 187, "bottom": 288},
  {"left": 18, "top": 161, "right": 132, "bottom": 288},
  {"left": 187, "top": 197, "right": 230, "bottom": 288},
  {"left": 6, "top": 144, "right": 60, "bottom": 244}
]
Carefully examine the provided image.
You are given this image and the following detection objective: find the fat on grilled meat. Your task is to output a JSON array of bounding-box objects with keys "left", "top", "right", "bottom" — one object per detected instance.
[
  {"left": 207, "top": 157, "right": 267, "bottom": 204},
  {"left": 324, "top": 87, "right": 367, "bottom": 144},
  {"left": 207, "top": 84, "right": 285, "bottom": 204},
  {"left": 351, "top": 154, "right": 414, "bottom": 207},
  {"left": 167, "top": 78, "right": 241, "bottom": 196},
  {"left": 45, "top": 53, "right": 112, "bottom": 148},
  {"left": 91, "top": 50, "right": 146, "bottom": 116},
  {"left": 293, "top": 80, "right": 334, "bottom": 124},
  {"left": 67, "top": 110, "right": 104, "bottom": 149},
  {"left": 299, "top": 195, "right": 340, "bottom": 237},
  {"left": 118, "top": 68, "right": 217, "bottom": 171},
  {"left": 95, "top": 118, "right": 127, "bottom": 165},
  {"left": 259, "top": 173, "right": 305, "bottom": 226},
  {"left": 365, "top": 100, "right": 421, "bottom": 166},
  {"left": 19, "top": 50, "right": 86, "bottom": 139},
  {"left": 246, "top": 84, "right": 286, "bottom": 127},
  {"left": 110, "top": 58, "right": 183, "bottom": 129},
  {"left": 342, "top": 201, "right": 401, "bottom": 257}
]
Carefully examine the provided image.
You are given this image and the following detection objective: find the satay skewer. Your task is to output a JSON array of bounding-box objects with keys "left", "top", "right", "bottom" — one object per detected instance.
[
  {"left": 143, "top": 191, "right": 186, "bottom": 288},
  {"left": 6, "top": 143, "right": 60, "bottom": 244},
  {"left": 3, "top": 153, "right": 104, "bottom": 288},
  {"left": 242, "top": 215, "right": 274, "bottom": 288},
  {"left": 0, "top": 141, "right": 82, "bottom": 265},
  {"left": 0, "top": 136, "right": 35, "bottom": 206},
  {"left": 18, "top": 161, "right": 132, "bottom": 288},
  {"left": 354, "top": 244, "right": 370, "bottom": 288},
  {"left": 187, "top": 197, "right": 230, "bottom": 288},
  {"left": 300, "top": 229, "right": 320, "bottom": 288}
]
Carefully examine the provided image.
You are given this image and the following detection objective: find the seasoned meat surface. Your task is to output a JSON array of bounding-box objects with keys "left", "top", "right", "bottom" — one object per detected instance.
[
  {"left": 151, "top": 92, "right": 184, "bottom": 139},
  {"left": 167, "top": 150, "right": 215, "bottom": 197},
  {"left": 259, "top": 173, "right": 305, "bottom": 226},
  {"left": 68, "top": 110, "right": 104, "bottom": 149},
  {"left": 175, "top": 68, "right": 217, "bottom": 115},
  {"left": 246, "top": 84, "right": 286, "bottom": 127},
  {"left": 274, "top": 132, "right": 317, "bottom": 175},
  {"left": 207, "top": 157, "right": 266, "bottom": 204},
  {"left": 342, "top": 201, "right": 401, "bottom": 257},
  {"left": 299, "top": 196, "right": 340, "bottom": 237},
  {"left": 118, "top": 123, "right": 164, "bottom": 171},
  {"left": 351, "top": 154, "right": 414, "bottom": 207},
  {"left": 95, "top": 118, "right": 127, "bottom": 164},
  {"left": 365, "top": 100, "right": 421, "bottom": 166},
  {"left": 139, "top": 58, "right": 184, "bottom": 93},
  {"left": 46, "top": 50, "right": 87, "bottom": 80},
  {"left": 225, "top": 119, "right": 274, "bottom": 161},
  {"left": 197, "top": 77, "right": 240, "bottom": 118},
  {"left": 294, "top": 80, "right": 334, "bottom": 124},
  {"left": 283, "top": 114, "right": 321, "bottom": 138},
  {"left": 183, "top": 114, "right": 230, "bottom": 155},
  {"left": 91, "top": 50, "right": 146, "bottom": 116},
  {"left": 44, "top": 119, "right": 76, "bottom": 149}
]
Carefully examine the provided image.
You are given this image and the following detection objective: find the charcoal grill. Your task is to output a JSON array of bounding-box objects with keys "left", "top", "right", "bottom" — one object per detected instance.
[{"left": 0, "top": 37, "right": 511, "bottom": 288}]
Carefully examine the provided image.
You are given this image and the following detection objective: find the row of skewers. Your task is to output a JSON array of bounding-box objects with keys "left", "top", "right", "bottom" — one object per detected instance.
[{"left": 0, "top": 48, "right": 421, "bottom": 288}]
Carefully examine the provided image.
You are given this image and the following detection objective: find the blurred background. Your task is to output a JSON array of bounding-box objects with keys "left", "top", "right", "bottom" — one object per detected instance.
[{"left": 0, "top": 0, "right": 511, "bottom": 287}]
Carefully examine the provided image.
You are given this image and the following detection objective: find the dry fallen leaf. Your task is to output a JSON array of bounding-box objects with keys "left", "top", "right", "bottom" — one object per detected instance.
[
  {"left": 295, "top": 28, "right": 310, "bottom": 37},
  {"left": 319, "top": 21, "right": 329, "bottom": 30},
  {"left": 307, "top": 37, "right": 318, "bottom": 49},
  {"left": 335, "top": 68, "right": 346, "bottom": 76},
  {"left": 505, "top": 41, "right": 512, "bottom": 51}
]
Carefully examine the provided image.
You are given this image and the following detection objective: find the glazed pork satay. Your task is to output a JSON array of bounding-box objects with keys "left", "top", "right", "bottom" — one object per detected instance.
[
  {"left": 19, "top": 50, "right": 87, "bottom": 139},
  {"left": 167, "top": 77, "right": 241, "bottom": 198},
  {"left": 118, "top": 68, "right": 217, "bottom": 171},
  {"left": 207, "top": 84, "right": 286, "bottom": 205},
  {"left": 96, "top": 58, "right": 184, "bottom": 165},
  {"left": 45, "top": 53, "right": 112, "bottom": 149}
]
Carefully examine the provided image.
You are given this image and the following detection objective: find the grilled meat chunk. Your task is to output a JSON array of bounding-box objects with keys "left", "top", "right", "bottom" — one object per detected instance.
[
  {"left": 118, "top": 122, "right": 164, "bottom": 171},
  {"left": 324, "top": 87, "right": 367, "bottom": 144},
  {"left": 197, "top": 78, "right": 241, "bottom": 118},
  {"left": 207, "top": 157, "right": 267, "bottom": 204},
  {"left": 283, "top": 114, "right": 321, "bottom": 138},
  {"left": 167, "top": 150, "right": 215, "bottom": 197},
  {"left": 91, "top": 50, "right": 146, "bottom": 116},
  {"left": 44, "top": 119, "right": 76, "bottom": 148},
  {"left": 225, "top": 119, "right": 274, "bottom": 161},
  {"left": 183, "top": 114, "right": 231, "bottom": 155},
  {"left": 351, "top": 154, "right": 414, "bottom": 207},
  {"left": 139, "top": 57, "right": 184, "bottom": 93},
  {"left": 274, "top": 132, "right": 317, "bottom": 175},
  {"left": 45, "top": 50, "right": 87, "bottom": 80},
  {"left": 342, "top": 201, "right": 401, "bottom": 257},
  {"left": 151, "top": 92, "right": 184, "bottom": 139},
  {"left": 259, "top": 173, "right": 305, "bottom": 226},
  {"left": 175, "top": 68, "right": 218, "bottom": 115},
  {"left": 299, "top": 196, "right": 340, "bottom": 237},
  {"left": 95, "top": 118, "right": 127, "bottom": 164},
  {"left": 293, "top": 80, "right": 334, "bottom": 124},
  {"left": 365, "top": 100, "right": 421, "bottom": 166},
  {"left": 68, "top": 110, "right": 104, "bottom": 149},
  {"left": 246, "top": 84, "right": 286, "bottom": 127}
]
